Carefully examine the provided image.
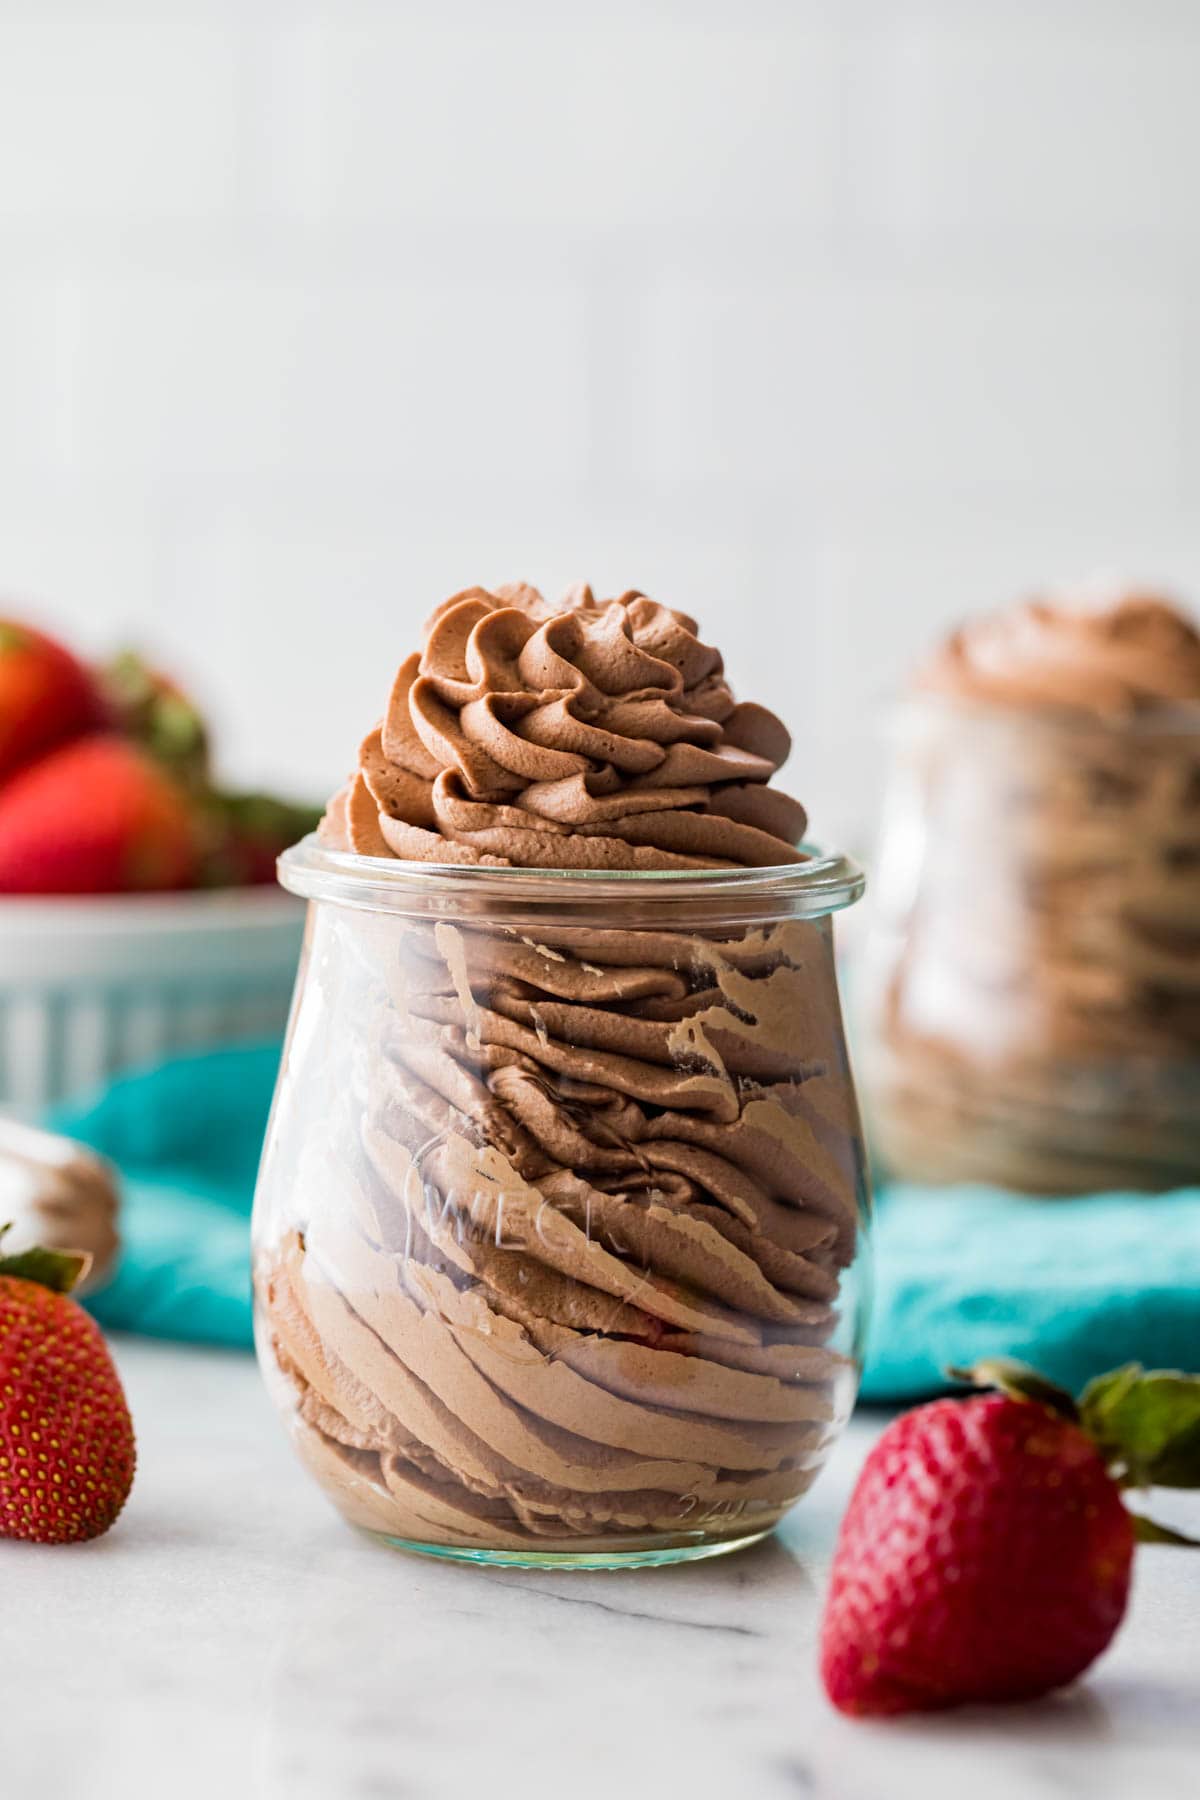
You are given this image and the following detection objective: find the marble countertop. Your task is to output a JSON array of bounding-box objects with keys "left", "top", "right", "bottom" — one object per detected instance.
[{"left": 5, "top": 1337, "right": 1198, "bottom": 1800}]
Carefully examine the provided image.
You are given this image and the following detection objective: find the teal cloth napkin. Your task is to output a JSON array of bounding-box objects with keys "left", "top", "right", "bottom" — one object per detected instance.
[
  {"left": 48, "top": 1046, "right": 1200, "bottom": 1398},
  {"left": 48, "top": 1045, "right": 278, "bottom": 1351},
  {"left": 863, "top": 1185, "right": 1200, "bottom": 1401}
]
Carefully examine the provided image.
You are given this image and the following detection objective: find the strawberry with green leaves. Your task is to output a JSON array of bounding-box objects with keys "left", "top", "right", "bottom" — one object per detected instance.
[
  {"left": 0, "top": 1228, "right": 135, "bottom": 1544},
  {"left": 821, "top": 1359, "right": 1200, "bottom": 1716}
]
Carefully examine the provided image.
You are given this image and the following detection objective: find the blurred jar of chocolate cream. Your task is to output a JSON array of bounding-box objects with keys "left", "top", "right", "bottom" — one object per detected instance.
[
  {"left": 861, "top": 590, "right": 1200, "bottom": 1195},
  {"left": 252, "top": 583, "right": 871, "bottom": 1566}
]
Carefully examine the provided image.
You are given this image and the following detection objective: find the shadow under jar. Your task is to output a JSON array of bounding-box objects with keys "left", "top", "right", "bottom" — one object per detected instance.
[
  {"left": 862, "top": 696, "right": 1200, "bottom": 1194},
  {"left": 253, "top": 839, "right": 870, "bottom": 1568}
]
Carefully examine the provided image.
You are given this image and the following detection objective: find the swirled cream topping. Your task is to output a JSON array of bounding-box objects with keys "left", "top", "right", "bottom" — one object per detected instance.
[
  {"left": 0, "top": 1121, "right": 120, "bottom": 1292},
  {"left": 321, "top": 583, "right": 807, "bottom": 869},
  {"left": 918, "top": 590, "right": 1200, "bottom": 715}
]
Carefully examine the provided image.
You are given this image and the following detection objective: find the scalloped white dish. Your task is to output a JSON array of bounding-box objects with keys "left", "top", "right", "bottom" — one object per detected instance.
[{"left": 0, "top": 887, "right": 304, "bottom": 1113}]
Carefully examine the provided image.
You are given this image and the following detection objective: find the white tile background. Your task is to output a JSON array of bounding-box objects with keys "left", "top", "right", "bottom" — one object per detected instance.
[{"left": 2, "top": 0, "right": 1199, "bottom": 847}]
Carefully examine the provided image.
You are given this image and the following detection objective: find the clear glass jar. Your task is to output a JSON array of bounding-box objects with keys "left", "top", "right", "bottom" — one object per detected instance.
[
  {"left": 253, "top": 839, "right": 870, "bottom": 1568},
  {"left": 861, "top": 696, "right": 1200, "bottom": 1193}
]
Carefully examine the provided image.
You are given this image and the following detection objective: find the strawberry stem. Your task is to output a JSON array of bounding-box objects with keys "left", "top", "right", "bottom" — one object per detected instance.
[{"left": 948, "top": 1359, "right": 1080, "bottom": 1422}]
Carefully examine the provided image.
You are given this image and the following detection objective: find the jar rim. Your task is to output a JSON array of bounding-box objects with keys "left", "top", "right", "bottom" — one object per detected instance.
[{"left": 278, "top": 834, "right": 865, "bottom": 915}]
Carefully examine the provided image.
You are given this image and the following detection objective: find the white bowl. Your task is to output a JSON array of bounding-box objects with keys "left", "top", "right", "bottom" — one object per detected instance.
[{"left": 0, "top": 887, "right": 304, "bottom": 1114}]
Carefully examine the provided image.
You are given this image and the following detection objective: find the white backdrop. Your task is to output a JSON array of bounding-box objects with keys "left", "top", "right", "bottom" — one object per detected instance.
[{"left": 2, "top": 0, "right": 1199, "bottom": 846}]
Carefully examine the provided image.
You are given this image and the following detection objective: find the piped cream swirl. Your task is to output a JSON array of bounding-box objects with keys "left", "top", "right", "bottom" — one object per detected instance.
[
  {"left": 918, "top": 590, "right": 1200, "bottom": 716},
  {"left": 322, "top": 584, "right": 807, "bottom": 869}
]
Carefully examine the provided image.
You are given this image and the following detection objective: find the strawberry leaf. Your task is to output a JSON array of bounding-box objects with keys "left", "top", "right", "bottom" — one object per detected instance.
[
  {"left": 948, "top": 1359, "right": 1080, "bottom": 1422},
  {"left": 0, "top": 1239, "right": 92, "bottom": 1293},
  {"left": 1129, "top": 1512, "right": 1200, "bottom": 1548},
  {"left": 0, "top": 621, "right": 31, "bottom": 654},
  {"left": 1081, "top": 1366, "right": 1200, "bottom": 1489},
  {"left": 1080, "top": 1362, "right": 1141, "bottom": 1425}
]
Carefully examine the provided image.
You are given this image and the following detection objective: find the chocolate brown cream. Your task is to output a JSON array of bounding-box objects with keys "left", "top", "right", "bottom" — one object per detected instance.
[{"left": 261, "top": 583, "right": 863, "bottom": 1553}]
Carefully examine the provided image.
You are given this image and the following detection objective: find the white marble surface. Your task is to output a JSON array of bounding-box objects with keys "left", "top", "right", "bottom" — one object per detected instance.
[{"left": 4, "top": 1338, "right": 1198, "bottom": 1800}]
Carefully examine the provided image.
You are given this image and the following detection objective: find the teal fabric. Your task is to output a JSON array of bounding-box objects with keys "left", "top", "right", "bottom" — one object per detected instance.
[
  {"left": 861, "top": 1185, "right": 1200, "bottom": 1402},
  {"left": 48, "top": 1047, "right": 1200, "bottom": 1396},
  {"left": 48, "top": 1045, "right": 279, "bottom": 1351}
]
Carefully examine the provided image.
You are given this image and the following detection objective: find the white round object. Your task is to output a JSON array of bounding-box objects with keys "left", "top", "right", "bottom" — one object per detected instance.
[{"left": 0, "top": 1118, "right": 121, "bottom": 1291}]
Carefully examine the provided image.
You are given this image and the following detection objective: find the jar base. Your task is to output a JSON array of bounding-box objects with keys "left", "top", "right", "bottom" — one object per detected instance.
[{"left": 360, "top": 1527, "right": 774, "bottom": 1570}]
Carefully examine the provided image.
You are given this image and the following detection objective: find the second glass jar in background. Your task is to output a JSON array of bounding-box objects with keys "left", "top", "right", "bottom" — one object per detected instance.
[
  {"left": 861, "top": 696, "right": 1200, "bottom": 1194},
  {"left": 253, "top": 842, "right": 871, "bottom": 1568}
]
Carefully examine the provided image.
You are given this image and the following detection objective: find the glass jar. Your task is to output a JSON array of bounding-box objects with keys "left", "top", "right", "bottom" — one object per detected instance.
[
  {"left": 861, "top": 696, "right": 1200, "bottom": 1194},
  {"left": 253, "top": 839, "right": 870, "bottom": 1568}
]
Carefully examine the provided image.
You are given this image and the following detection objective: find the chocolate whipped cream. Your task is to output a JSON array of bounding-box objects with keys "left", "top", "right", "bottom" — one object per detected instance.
[
  {"left": 257, "top": 583, "right": 866, "bottom": 1557},
  {"left": 321, "top": 583, "right": 807, "bottom": 870},
  {"left": 919, "top": 591, "right": 1200, "bottom": 716},
  {"left": 0, "top": 1121, "right": 120, "bottom": 1292},
  {"left": 868, "top": 588, "right": 1200, "bottom": 1193}
]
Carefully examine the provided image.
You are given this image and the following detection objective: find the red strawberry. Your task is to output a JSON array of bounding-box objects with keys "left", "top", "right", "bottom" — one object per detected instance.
[
  {"left": 0, "top": 1232, "right": 136, "bottom": 1543},
  {"left": 0, "top": 733, "right": 198, "bottom": 894},
  {"left": 0, "top": 618, "right": 106, "bottom": 781},
  {"left": 821, "top": 1359, "right": 1200, "bottom": 1716}
]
